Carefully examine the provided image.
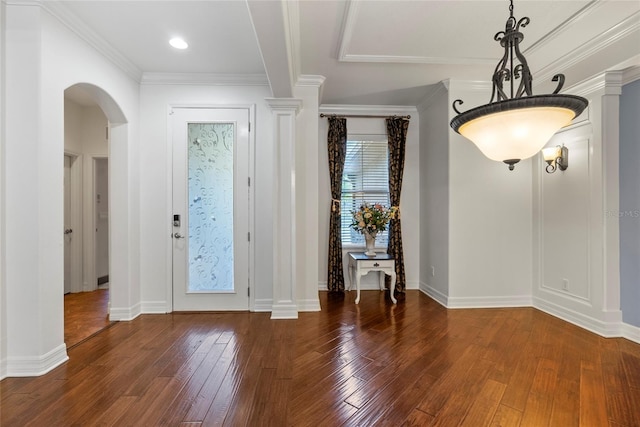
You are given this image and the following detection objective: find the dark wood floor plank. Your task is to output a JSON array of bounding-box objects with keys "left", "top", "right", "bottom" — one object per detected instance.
[
  {"left": 2, "top": 290, "right": 640, "bottom": 426},
  {"left": 156, "top": 342, "right": 228, "bottom": 426},
  {"left": 372, "top": 371, "right": 439, "bottom": 426},
  {"left": 599, "top": 338, "right": 638, "bottom": 427},
  {"left": 489, "top": 404, "right": 523, "bottom": 427},
  {"left": 520, "top": 358, "right": 560, "bottom": 427},
  {"left": 548, "top": 377, "right": 580, "bottom": 427},
  {"left": 181, "top": 333, "right": 248, "bottom": 423},
  {"left": 427, "top": 357, "right": 496, "bottom": 427},
  {"left": 401, "top": 408, "right": 436, "bottom": 426},
  {"left": 416, "top": 343, "right": 490, "bottom": 416},
  {"left": 499, "top": 339, "right": 538, "bottom": 411},
  {"left": 89, "top": 395, "right": 138, "bottom": 426},
  {"left": 580, "top": 359, "right": 609, "bottom": 427},
  {"left": 459, "top": 379, "right": 507, "bottom": 427}
]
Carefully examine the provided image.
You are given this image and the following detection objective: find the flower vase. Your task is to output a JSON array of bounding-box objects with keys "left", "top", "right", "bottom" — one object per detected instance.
[{"left": 364, "top": 231, "right": 377, "bottom": 257}]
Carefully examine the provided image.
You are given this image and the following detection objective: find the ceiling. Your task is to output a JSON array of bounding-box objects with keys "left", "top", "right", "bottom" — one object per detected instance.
[{"left": 57, "top": 0, "right": 640, "bottom": 107}]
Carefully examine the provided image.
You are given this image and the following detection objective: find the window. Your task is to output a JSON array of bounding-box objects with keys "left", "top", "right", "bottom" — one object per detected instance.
[{"left": 341, "top": 138, "right": 390, "bottom": 246}]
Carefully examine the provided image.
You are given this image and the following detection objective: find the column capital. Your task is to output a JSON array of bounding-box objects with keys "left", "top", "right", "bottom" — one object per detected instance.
[{"left": 265, "top": 98, "right": 303, "bottom": 115}]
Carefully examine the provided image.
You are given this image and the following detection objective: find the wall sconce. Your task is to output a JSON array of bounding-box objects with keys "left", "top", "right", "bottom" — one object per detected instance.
[{"left": 542, "top": 145, "right": 568, "bottom": 173}]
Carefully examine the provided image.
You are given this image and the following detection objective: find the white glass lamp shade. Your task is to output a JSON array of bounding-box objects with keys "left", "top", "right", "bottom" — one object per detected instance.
[
  {"left": 458, "top": 106, "right": 575, "bottom": 162},
  {"left": 451, "top": 95, "right": 587, "bottom": 167},
  {"left": 542, "top": 146, "right": 561, "bottom": 162}
]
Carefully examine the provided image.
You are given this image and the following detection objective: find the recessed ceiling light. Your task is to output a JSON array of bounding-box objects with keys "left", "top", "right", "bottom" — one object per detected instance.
[{"left": 169, "top": 38, "right": 188, "bottom": 50}]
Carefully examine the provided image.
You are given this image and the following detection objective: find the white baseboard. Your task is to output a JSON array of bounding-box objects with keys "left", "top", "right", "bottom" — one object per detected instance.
[
  {"left": 109, "top": 302, "right": 142, "bottom": 321},
  {"left": 420, "top": 281, "right": 532, "bottom": 308},
  {"left": 5, "top": 343, "right": 68, "bottom": 377},
  {"left": 448, "top": 294, "right": 533, "bottom": 309},
  {"left": 621, "top": 322, "right": 640, "bottom": 344},
  {"left": 0, "top": 357, "right": 7, "bottom": 381},
  {"left": 141, "top": 301, "right": 169, "bottom": 314},
  {"left": 254, "top": 299, "right": 273, "bottom": 312},
  {"left": 533, "top": 297, "right": 623, "bottom": 338},
  {"left": 271, "top": 303, "right": 298, "bottom": 319},
  {"left": 297, "top": 298, "right": 321, "bottom": 312},
  {"left": 419, "top": 281, "right": 448, "bottom": 307}
]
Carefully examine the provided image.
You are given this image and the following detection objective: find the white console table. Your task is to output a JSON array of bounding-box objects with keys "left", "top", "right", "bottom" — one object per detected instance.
[{"left": 347, "top": 252, "right": 397, "bottom": 304}]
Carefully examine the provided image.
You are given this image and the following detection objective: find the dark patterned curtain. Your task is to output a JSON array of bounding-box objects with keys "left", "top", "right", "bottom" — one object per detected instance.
[
  {"left": 386, "top": 117, "right": 409, "bottom": 293},
  {"left": 327, "top": 117, "right": 347, "bottom": 292}
]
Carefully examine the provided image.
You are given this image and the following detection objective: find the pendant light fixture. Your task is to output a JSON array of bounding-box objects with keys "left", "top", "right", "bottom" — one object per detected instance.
[{"left": 450, "top": 0, "right": 588, "bottom": 171}]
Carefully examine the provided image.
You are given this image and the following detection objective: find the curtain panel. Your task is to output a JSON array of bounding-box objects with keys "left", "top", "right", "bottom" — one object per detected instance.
[
  {"left": 386, "top": 117, "right": 409, "bottom": 293},
  {"left": 327, "top": 117, "right": 347, "bottom": 292}
]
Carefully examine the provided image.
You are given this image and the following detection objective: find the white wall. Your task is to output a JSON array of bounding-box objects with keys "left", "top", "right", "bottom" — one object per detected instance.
[
  {"left": 138, "top": 84, "right": 273, "bottom": 312},
  {"left": 0, "top": 0, "right": 7, "bottom": 380},
  {"left": 533, "top": 73, "right": 623, "bottom": 336},
  {"left": 418, "top": 84, "right": 450, "bottom": 303},
  {"left": 3, "top": 3, "right": 139, "bottom": 376},
  {"left": 447, "top": 81, "right": 533, "bottom": 306},
  {"left": 620, "top": 78, "right": 640, "bottom": 328},
  {"left": 318, "top": 106, "right": 420, "bottom": 291},
  {"left": 64, "top": 101, "right": 108, "bottom": 154}
]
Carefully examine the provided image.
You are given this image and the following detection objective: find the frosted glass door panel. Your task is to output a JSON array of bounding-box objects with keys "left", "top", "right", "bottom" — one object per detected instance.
[{"left": 188, "top": 123, "right": 234, "bottom": 292}]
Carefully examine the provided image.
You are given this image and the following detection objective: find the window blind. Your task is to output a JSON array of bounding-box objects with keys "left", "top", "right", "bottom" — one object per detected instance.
[{"left": 341, "top": 139, "right": 390, "bottom": 245}]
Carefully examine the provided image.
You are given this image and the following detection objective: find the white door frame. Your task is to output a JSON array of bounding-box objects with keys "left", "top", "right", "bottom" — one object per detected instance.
[
  {"left": 82, "top": 154, "right": 109, "bottom": 292},
  {"left": 64, "top": 151, "right": 83, "bottom": 293},
  {"left": 166, "top": 104, "right": 256, "bottom": 312}
]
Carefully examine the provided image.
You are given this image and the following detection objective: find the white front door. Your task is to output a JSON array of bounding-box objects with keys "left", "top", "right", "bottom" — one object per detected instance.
[{"left": 172, "top": 108, "right": 250, "bottom": 311}]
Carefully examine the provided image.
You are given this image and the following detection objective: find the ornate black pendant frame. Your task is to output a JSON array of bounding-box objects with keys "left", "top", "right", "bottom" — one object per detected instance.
[{"left": 449, "top": 0, "right": 588, "bottom": 170}]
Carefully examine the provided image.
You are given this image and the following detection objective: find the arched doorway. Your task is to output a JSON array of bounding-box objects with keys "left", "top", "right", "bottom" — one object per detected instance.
[{"left": 63, "top": 83, "right": 128, "bottom": 346}]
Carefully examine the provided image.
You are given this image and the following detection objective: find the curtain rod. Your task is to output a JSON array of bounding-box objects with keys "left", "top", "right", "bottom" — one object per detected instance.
[{"left": 319, "top": 113, "right": 410, "bottom": 120}]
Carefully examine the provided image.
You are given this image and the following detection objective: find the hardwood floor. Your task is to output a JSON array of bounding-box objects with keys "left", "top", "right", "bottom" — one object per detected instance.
[
  {"left": 2, "top": 290, "right": 640, "bottom": 426},
  {"left": 64, "top": 289, "right": 113, "bottom": 348}
]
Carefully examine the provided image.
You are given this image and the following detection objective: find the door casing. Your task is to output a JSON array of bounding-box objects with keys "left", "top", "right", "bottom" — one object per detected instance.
[{"left": 166, "top": 105, "right": 256, "bottom": 312}]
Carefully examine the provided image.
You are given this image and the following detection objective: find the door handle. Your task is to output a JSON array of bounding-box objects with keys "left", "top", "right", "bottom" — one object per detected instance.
[
  {"left": 173, "top": 232, "right": 185, "bottom": 239},
  {"left": 64, "top": 228, "right": 73, "bottom": 235}
]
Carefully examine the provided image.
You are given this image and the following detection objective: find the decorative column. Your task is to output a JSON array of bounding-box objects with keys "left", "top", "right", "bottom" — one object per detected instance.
[
  {"left": 267, "top": 98, "right": 303, "bottom": 319},
  {"left": 601, "top": 72, "right": 622, "bottom": 320}
]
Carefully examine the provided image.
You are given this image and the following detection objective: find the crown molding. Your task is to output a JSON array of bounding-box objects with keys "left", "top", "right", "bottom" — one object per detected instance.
[
  {"left": 535, "top": 11, "right": 640, "bottom": 85},
  {"left": 339, "top": 54, "right": 494, "bottom": 65},
  {"left": 524, "top": 1, "right": 603, "bottom": 56},
  {"left": 39, "top": 1, "right": 142, "bottom": 82},
  {"left": 447, "top": 80, "right": 492, "bottom": 93},
  {"left": 567, "top": 70, "right": 625, "bottom": 98},
  {"left": 3, "top": 1, "right": 41, "bottom": 6},
  {"left": 283, "top": 0, "right": 301, "bottom": 86},
  {"left": 140, "top": 73, "right": 269, "bottom": 86},
  {"left": 319, "top": 104, "right": 417, "bottom": 115},
  {"left": 417, "top": 81, "right": 450, "bottom": 113},
  {"left": 623, "top": 65, "right": 640, "bottom": 85}
]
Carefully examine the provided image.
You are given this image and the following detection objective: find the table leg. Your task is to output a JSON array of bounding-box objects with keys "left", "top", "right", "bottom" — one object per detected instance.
[
  {"left": 378, "top": 271, "right": 384, "bottom": 291},
  {"left": 389, "top": 271, "right": 397, "bottom": 304},
  {"left": 355, "top": 271, "right": 362, "bottom": 304},
  {"left": 347, "top": 263, "right": 353, "bottom": 291}
]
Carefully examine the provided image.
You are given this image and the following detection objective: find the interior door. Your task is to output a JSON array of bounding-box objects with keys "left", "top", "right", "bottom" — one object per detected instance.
[
  {"left": 172, "top": 108, "right": 250, "bottom": 311},
  {"left": 64, "top": 155, "right": 72, "bottom": 294}
]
